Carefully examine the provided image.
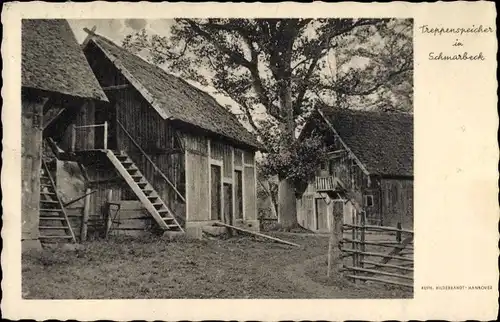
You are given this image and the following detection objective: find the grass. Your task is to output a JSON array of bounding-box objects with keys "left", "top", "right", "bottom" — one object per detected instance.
[{"left": 22, "top": 232, "right": 412, "bottom": 299}]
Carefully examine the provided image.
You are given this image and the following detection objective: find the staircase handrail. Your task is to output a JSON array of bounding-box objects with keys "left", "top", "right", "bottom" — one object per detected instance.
[{"left": 116, "top": 120, "right": 185, "bottom": 203}]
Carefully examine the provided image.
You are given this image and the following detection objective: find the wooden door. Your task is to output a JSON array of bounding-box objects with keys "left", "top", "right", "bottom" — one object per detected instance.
[
  {"left": 223, "top": 183, "right": 233, "bottom": 224},
  {"left": 234, "top": 170, "right": 243, "bottom": 219},
  {"left": 210, "top": 165, "right": 222, "bottom": 220},
  {"left": 315, "top": 198, "right": 329, "bottom": 231}
]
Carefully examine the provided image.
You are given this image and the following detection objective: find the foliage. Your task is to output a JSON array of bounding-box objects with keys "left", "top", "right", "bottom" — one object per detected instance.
[
  {"left": 259, "top": 131, "right": 329, "bottom": 185},
  {"left": 122, "top": 18, "right": 413, "bottom": 186}
]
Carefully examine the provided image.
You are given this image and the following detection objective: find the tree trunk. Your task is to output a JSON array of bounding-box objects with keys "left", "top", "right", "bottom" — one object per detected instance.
[
  {"left": 276, "top": 73, "right": 299, "bottom": 229},
  {"left": 277, "top": 178, "right": 298, "bottom": 227},
  {"left": 259, "top": 178, "right": 278, "bottom": 218}
]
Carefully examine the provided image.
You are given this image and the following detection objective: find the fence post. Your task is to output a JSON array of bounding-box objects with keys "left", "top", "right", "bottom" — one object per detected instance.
[
  {"left": 71, "top": 124, "right": 76, "bottom": 152},
  {"left": 360, "top": 211, "right": 365, "bottom": 268},
  {"left": 397, "top": 222, "right": 402, "bottom": 243},
  {"left": 104, "top": 189, "right": 113, "bottom": 238},
  {"left": 351, "top": 209, "right": 357, "bottom": 282},
  {"left": 103, "top": 121, "right": 108, "bottom": 151},
  {"left": 81, "top": 187, "right": 91, "bottom": 242}
]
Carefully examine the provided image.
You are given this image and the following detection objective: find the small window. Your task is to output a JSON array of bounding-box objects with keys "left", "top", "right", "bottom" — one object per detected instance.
[
  {"left": 365, "top": 195, "right": 374, "bottom": 207},
  {"left": 320, "top": 161, "right": 327, "bottom": 170}
]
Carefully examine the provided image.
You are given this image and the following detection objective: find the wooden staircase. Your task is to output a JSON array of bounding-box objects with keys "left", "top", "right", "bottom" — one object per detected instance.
[
  {"left": 39, "top": 159, "right": 77, "bottom": 244},
  {"left": 105, "top": 150, "right": 184, "bottom": 233}
]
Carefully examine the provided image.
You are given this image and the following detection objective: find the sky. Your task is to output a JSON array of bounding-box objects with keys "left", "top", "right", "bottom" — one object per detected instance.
[{"left": 69, "top": 19, "right": 170, "bottom": 44}]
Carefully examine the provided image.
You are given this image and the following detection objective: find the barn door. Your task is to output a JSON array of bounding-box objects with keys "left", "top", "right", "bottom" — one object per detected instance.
[
  {"left": 223, "top": 183, "right": 233, "bottom": 224},
  {"left": 210, "top": 165, "right": 222, "bottom": 220},
  {"left": 315, "top": 197, "right": 329, "bottom": 231}
]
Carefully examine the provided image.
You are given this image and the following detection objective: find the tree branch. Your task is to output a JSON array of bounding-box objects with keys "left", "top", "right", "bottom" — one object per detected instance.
[{"left": 182, "top": 19, "right": 281, "bottom": 121}]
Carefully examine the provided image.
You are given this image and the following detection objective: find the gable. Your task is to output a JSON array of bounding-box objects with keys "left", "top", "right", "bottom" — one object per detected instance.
[
  {"left": 82, "top": 34, "right": 261, "bottom": 151},
  {"left": 320, "top": 108, "right": 413, "bottom": 177}
]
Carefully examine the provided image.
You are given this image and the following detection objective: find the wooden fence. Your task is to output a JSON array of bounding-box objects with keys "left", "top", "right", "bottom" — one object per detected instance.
[{"left": 342, "top": 211, "right": 414, "bottom": 288}]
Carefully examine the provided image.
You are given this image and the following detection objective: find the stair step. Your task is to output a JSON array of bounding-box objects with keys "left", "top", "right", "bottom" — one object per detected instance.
[
  {"left": 39, "top": 226, "right": 69, "bottom": 230},
  {"left": 39, "top": 235, "right": 73, "bottom": 239},
  {"left": 39, "top": 217, "right": 66, "bottom": 221},
  {"left": 40, "top": 191, "right": 56, "bottom": 194},
  {"left": 40, "top": 200, "right": 59, "bottom": 204},
  {"left": 152, "top": 203, "right": 164, "bottom": 208},
  {"left": 40, "top": 208, "right": 63, "bottom": 212},
  {"left": 40, "top": 183, "right": 52, "bottom": 187},
  {"left": 137, "top": 182, "right": 148, "bottom": 188},
  {"left": 161, "top": 217, "right": 175, "bottom": 221}
]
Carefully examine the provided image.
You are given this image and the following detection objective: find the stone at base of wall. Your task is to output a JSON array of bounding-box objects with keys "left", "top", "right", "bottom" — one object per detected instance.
[{"left": 21, "top": 239, "right": 42, "bottom": 252}]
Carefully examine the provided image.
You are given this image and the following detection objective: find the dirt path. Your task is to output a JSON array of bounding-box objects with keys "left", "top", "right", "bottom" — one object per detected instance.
[{"left": 284, "top": 255, "right": 338, "bottom": 298}]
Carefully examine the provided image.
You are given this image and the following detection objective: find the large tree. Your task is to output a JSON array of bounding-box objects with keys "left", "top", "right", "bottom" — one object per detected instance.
[{"left": 123, "top": 18, "right": 413, "bottom": 227}]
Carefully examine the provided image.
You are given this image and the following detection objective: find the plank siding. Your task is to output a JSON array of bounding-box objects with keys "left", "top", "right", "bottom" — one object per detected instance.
[
  {"left": 234, "top": 149, "right": 243, "bottom": 166},
  {"left": 114, "top": 89, "right": 185, "bottom": 210},
  {"left": 185, "top": 150, "right": 210, "bottom": 221},
  {"left": 380, "top": 178, "right": 413, "bottom": 228},
  {"left": 243, "top": 165, "right": 257, "bottom": 220},
  {"left": 210, "top": 141, "right": 224, "bottom": 161},
  {"left": 21, "top": 95, "right": 46, "bottom": 241},
  {"left": 85, "top": 43, "right": 185, "bottom": 207}
]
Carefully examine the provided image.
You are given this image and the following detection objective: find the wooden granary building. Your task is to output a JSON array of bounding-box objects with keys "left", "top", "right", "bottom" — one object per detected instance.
[
  {"left": 23, "top": 23, "right": 262, "bottom": 245},
  {"left": 21, "top": 19, "right": 108, "bottom": 250},
  {"left": 297, "top": 107, "right": 413, "bottom": 233}
]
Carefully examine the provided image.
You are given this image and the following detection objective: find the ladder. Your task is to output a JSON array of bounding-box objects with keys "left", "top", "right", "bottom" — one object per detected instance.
[
  {"left": 105, "top": 150, "right": 184, "bottom": 233},
  {"left": 39, "top": 159, "right": 77, "bottom": 243}
]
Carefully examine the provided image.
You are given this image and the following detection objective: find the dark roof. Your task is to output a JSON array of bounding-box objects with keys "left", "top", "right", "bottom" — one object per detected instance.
[
  {"left": 86, "top": 34, "right": 261, "bottom": 150},
  {"left": 322, "top": 108, "right": 413, "bottom": 176},
  {"left": 22, "top": 19, "right": 107, "bottom": 101}
]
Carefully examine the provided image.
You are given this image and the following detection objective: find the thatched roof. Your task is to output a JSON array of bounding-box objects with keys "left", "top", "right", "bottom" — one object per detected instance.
[
  {"left": 322, "top": 108, "right": 413, "bottom": 177},
  {"left": 22, "top": 19, "right": 107, "bottom": 101},
  {"left": 86, "top": 33, "right": 262, "bottom": 150}
]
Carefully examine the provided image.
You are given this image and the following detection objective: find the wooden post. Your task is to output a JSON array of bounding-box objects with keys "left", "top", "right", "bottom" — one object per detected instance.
[
  {"left": 71, "top": 124, "right": 77, "bottom": 152},
  {"left": 81, "top": 188, "right": 91, "bottom": 242},
  {"left": 351, "top": 209, "right": 357, "bottom": 282},
  {"left": 327, "top": 207, "right": 333, "bottom": 278},
  {"left": 105, "top": 189, "right": 113, "bottom": 238},
  {"left": 360, "top": 211, "right": 366, "bottom": 268},
  {"left": 103, "top": 121, "right": 108, "bottom": 150},
  {"left": 396, "top": 222, "right": 402, "bottom": 243}
]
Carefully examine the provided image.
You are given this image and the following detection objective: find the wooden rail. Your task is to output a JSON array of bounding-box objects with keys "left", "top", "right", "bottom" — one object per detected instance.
[
  {"left": 315, "top": 176, "right": 336, "bottom": 191},
  {"left": 341, "top": 210, "right": 414, "bottom": 289},
  {"left": 116, "top": 120, "right": 185, "bottom": 203},
  {"left": 344, "top": 223, "right": 414, "bottom": 234}
]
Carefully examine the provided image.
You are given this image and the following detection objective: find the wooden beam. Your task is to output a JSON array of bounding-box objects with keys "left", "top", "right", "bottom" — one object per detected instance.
[
  {"left": 345, "top": 274, "right": 413, "bottom": 288},
  {"left": 81, "top": 26, "right": 97, "bottom": 48},
  {"left": 63, "top": 189, "right": 97, "bottom": 207},
  {"left": 378, "top": 236, "right": 413, "bottom": 265},
  {"left": 81, "top": 188, "right": 91, "bottom": 242},
  {"left": 102, "top": 84, "right": 130, "bottom": 91},
  {"left": 213, "top": 222, "right": 301, "bottom": 248}
]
